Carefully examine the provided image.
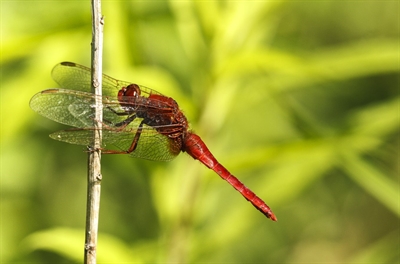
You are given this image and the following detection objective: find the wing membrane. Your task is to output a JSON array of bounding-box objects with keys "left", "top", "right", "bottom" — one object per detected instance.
[
  {"left": 31, "top": 62, "right": 182, "bottom": 162},
  {"left": 50, "top": 125, "right": 178, "bottom": 161},
  {"left": 31, "top": 88, "right": 181, "bottom": 161},
  {"left": 51, "top": 62, "right": 159, "bottom": 97},
  {"left": 29, "top": 89, "right": 130, "bottom": 128}
]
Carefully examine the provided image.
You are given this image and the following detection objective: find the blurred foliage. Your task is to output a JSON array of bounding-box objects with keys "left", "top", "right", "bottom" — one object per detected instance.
[{"left": 1, "top": 1, "right": 399, "bottom": 263}]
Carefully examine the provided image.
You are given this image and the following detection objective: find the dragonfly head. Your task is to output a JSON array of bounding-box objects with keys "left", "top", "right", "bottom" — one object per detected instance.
[
  {"left": 118, "top": 84, "right": 141, "bottom": 98},
  {"left": 118, "top": 84, "right": 141, "bottom": 108}
]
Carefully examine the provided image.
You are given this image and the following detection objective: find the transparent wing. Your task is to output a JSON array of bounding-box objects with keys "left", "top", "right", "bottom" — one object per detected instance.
[
  {"left": 30, "top": 88, "right": 182, "bottom": 161},
  {"left": 29, "top": 88, "right": 128, "bottom": 128},
  {"left": 51, "top": 62, "right": 160, "bottom": 97},
  {"left": 50, "top": 125, "right": 180, "bottom": 162},
  {"left": 32, "top": 62, "right": 183, "bottom": 161}
]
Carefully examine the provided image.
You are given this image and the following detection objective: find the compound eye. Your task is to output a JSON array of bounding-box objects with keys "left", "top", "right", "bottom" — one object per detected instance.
[{"left": 124, "top": 84, "right": 141, "bottom": 97}]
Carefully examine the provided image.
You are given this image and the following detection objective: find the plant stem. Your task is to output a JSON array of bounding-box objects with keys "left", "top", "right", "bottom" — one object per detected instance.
[{"left": 84, "top": 0, "right": 103, "bottom": 263}]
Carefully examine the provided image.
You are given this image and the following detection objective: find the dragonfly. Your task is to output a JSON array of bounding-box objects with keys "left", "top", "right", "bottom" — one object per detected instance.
[{"left": 30, "top": 62, "right": 277, "bottom": 221}]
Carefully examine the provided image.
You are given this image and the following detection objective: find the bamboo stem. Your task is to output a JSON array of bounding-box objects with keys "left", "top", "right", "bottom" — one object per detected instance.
[{"left": 84, "top": 0, "right": 103, "bottom": 263}]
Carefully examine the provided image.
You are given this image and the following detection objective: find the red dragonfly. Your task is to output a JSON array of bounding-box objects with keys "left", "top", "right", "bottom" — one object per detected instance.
[{"left": 30, "top": 62, "right": 277, "bottom": 221}]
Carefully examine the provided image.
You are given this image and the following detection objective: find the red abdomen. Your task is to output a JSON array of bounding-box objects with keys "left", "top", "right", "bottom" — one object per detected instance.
[{"left": 183, "top": 133, "right": 277, "bottom": 221}]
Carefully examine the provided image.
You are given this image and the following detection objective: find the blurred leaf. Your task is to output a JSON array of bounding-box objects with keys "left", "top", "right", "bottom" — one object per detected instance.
[
  {"left": 340, "top": 151, "right": 399, "bottom": 216},
  {"left": 22, "top": 228, "right": 84, "bottom": 263},
  {"left": 349, "top": 97, "right": 400, "bottom": 137},
  {"left": 216, "top": 40, "right": 399, "bottom": 92},
  {"left": 21, "top": 227, "right": 143, "bottom": 263}
]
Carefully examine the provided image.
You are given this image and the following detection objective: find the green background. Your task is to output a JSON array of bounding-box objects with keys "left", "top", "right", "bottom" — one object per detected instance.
[{"left": 1, "top": 1, "right": 398, "bottom": 263}]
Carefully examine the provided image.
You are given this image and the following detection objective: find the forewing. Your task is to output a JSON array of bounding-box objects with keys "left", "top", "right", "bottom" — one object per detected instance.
[
  {"left": 29, "top": 88, "right": 127, "bottom": 128},
  {"left": 51, "top": 62, "right": 159, "bottom": 97}
]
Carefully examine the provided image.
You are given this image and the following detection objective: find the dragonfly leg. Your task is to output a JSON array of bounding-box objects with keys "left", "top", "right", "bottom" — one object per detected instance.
[
  {"left": 97, "top": 114, "right": 137, "bottom": 132},
  {"left": 114, "top": 114, "right": 137, "bottom": 128},
  {"left": 102, "top": 105, "right": 134, "bottom": 126},
  {"left": 102, "top": 120, "right": 144, "bottom": 155},
  {"left": 106, "top": 105, "right": 130, "bottom": 116},
  {"left": 125, "top": 120, "right": 144, "bottom": 153}
]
